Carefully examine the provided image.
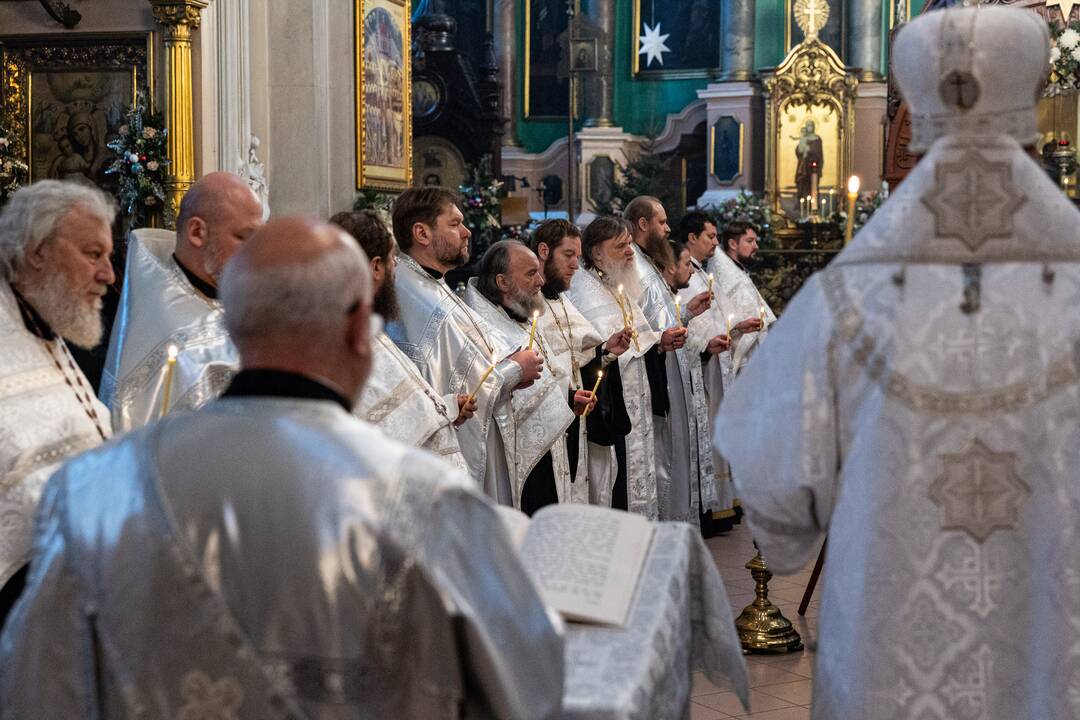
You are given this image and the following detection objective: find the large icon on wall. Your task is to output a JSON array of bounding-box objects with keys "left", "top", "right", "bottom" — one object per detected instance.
[
  {"left": 356, "top": 0, "right": 412, "bottom": 190},
  {"left": 710, "top": 116, "right": 743, "bottom": 185},
  {"left": 525, "top": 0, "right": 570, "bottom": 118},
  {"left": 412, "top": 135, "right": 467, "bottom": 190},
  {"left": 0, "top": 33, "right": 152, "bottom": 194},
  {"left": 632, "top": 0, "right": 720, "bottom": 77}
]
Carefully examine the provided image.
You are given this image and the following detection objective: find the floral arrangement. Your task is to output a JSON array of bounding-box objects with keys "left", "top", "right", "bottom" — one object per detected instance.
[
  {"left": 0, "top": 120, "right": 28, "bottom": 207},
  {"left": 1047, "top": 21, "right": 1080, "bottom": 95},
  {"left": 104, "top": 100, "right": 169, "bottom": 229},
  {"left": 459, "top": 156, "right": 504, "bottom": 236},
  {"left": 707, "top": 191, "right": 774, "bottom": 241},
  {"left": 830, "top": 190, "right": 884, "bottom": 234},
  {"left": 501, "top": 222, "right": 535, "bottom": 243}
]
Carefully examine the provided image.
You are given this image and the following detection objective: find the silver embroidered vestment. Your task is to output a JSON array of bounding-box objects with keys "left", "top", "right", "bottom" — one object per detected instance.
[
  {"left": 0, "top": 397, "right": 564, "bottom": 719},
  {"left": 632, "top": 245, "right": 718, "bottom": 523},
  {"left": 715, "top": 130, "right": 1080, "bottom": 718},
  {"left": 463, "top": 281, "right": 576, "bottom": 509},
  {"left": 356, "top": 332, "right": 467, "bottom": 472},
  {"left": 100, "top": 229, "right": 238, "bottom": 432},
  {"left": 388, "top": 252, "right": 522, "bottom": 494},
  {"left": 0, "top": 283, "right": 109, "bottom": 587},
  {"left": 566, "top": 267, "right": 660, "bottom": 519},
  {"left": 707, "top": 250, "right": 775, "bottom": 383}
]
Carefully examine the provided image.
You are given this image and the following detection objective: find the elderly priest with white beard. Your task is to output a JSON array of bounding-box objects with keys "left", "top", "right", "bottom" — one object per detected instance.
[
  {"left": 465, "top": 240, "right": 592, "bottom": 514},
  {"left": 0, "top": 216, "right": 565, "bottom": 719},
  {"left": 389, "top": 187, "right": 543, "bottom": 502},
  {"left": 0, "top": 181, "right": 115, "bottom": 628},
  {"left": 100, "top": 171, "right": 264, "bottom": 431}
]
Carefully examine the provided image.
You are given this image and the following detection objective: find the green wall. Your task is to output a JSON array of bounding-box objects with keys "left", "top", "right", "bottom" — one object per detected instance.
[{"left": 506, "top": 0, "right": 902, "bottom": 153}]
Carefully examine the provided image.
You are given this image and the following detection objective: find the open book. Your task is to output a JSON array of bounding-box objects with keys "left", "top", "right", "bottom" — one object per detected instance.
[{"left": 496, "top": 504, "right": 655, "bottom": 627}]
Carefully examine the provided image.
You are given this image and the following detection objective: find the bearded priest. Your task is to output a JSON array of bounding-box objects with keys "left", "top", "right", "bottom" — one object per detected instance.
[
  {"left": 100, "top": 172, "right": 264, "bottom": 431},
  {"left": 388, "top": 188, "right": 543, "bottom": 502},
  {"left": 0, "top": 216, "right": 564, "bottom": 719},
  {"left": 331, "top": 209, "right": 470, "bottom": 471},
  {"left": 529, "top": 220, "right": 633, "bottom": 507},
  {"left": 566, "top": 216, "right": 660, "bottom": 518},
  {"left": 465, "top": 240, "right": 587, "bottom": 514},
  {"left": 707, "top": 220, "right": 770, "bottom": 382},
  {"left": 626, "top": 196, "right": 721, "bottom": 525},
  {"left": 0, "top": 181, "right": 115, "bottom": 627}
]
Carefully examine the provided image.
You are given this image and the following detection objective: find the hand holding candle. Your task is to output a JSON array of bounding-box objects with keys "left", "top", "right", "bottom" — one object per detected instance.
[
  {"left": 674, "top": 294, "right": 682, "bottom": 329},
  {"left": 161, "top": 345, "right": 178, "bottom": 418},
  {"left": 844, "top": 175, "right": 860, "bottom": 245}
]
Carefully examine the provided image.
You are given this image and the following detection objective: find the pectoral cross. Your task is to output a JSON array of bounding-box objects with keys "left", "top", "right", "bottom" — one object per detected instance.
[{"left": 941, "top": 70, "right": 979, "bottom": 111}]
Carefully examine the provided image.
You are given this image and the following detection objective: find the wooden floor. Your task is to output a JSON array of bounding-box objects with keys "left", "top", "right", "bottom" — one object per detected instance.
[{"left": 694, "top": 521, "right": 823, "bottom": 719}]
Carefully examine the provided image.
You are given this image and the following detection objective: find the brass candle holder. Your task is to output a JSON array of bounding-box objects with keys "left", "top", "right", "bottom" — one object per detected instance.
[{"left": 734, "top": 544, "right": 803, "bottom": 654}]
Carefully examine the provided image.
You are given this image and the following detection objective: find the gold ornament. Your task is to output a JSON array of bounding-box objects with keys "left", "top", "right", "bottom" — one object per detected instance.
[
  {"left": 794, "top": 0, "right": 830, "bottom": 41},
  {"left": 1047, "top": 0, "right": 1079, "bottom": 23}
]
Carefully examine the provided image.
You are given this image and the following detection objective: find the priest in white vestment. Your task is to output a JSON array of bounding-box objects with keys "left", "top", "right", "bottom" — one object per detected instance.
[
  {"left": 707, "top": 220, "right": 770, "bottom": 383},
  {"left": 100, "top": 172, "right": 264, "bottom": 432},
  {"left": 717, "top": 8, "right": 1080, "bottom": 718},
  {"left": 465, "top": 241, "right": 588, "bottom": 513},
  {"left": 1, "top": 216, "right": 564, "bottom": 719},
  {"left": 677, "top": 212, "right": 762, "bottom": 530},
  {"left": 567, "top": 216, "right": 661, "bottom": 519},
  {"left": 529, "top": 219, "right": 632, "bottom": 507},
  {"left": 330, "top": 209, "right": 469, "bottom": 471},
  {"left": 388, "top": 188, "right": 543, "bottom": 501},
  {"left": 0, "top": 181, "right": 115, "bottom": 625},
  {"left": 625, "top": 196, "right": 720, "bottom": 524}
]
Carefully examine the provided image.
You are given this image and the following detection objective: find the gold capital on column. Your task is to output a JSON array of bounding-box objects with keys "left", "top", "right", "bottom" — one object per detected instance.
[{"left": 150, "top": 0, "right": 207, "bottom": 225}]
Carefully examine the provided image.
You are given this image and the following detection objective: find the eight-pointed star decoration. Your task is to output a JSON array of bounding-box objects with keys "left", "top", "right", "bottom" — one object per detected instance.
[
  {"left": 638, "top": 22, "right": 671, "bottom": 68},
  {"left": 928, "top": 438, "right": 1031, "bottom": 543},
  {"left": 1047, "top": 0, "right": 1079, "bottom": 23},
  {"left": 921, "top": 151, "right": 1027, "bottom": 253}
]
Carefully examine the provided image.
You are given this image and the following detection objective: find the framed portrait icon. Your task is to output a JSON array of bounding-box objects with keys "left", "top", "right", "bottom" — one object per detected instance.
[
  {"left": 355, "top": 0, "right": 413, "bottom": 190},
  {"left": 0, "top": 33, "right": 153, "bottom": 194}
]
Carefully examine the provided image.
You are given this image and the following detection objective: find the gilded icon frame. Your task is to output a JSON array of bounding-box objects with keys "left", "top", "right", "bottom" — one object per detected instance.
[
  {"left": 355, "top": 0, "right": 412, "bottom": 190},
  {"left": 0, "top": 33, "right": 153, "bottom": 189}
]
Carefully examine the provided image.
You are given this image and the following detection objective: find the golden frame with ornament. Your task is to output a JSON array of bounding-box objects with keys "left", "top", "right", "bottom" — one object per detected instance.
[
  {"left": 763, "top": 7, "right": 858, "bottom": 219},
  {"left": 355, "top": 0, "right": 412, "bottom": 190},
  {"left": 0, "top": 33, "right": 154, "bottom": 189}
]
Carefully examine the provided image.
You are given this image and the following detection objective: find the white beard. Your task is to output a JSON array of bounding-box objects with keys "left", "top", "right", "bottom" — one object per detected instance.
[
  {"left": 20, "top": 272, "right": 104, "bottom": 350},
  {"left": 507, "top": 288, "right": 545, "bottom": 319},
  {"left": 599, "top": 260, "right": 644, "bottom": 304}
]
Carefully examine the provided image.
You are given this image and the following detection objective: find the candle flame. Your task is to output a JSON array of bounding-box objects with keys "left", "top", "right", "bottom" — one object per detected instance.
[
  {"left": 617, "top": 283, "right": 624, "bottom": 293},
  {"left": 675, "top": 294, "right": 682, "bottom": 303},
  {"left": 847, "top": 175, "right": 861, "bottom": 194},
  {"left": 597, "top": 370, "right": 603, "bottom": 380},
  {"left": 167, "top": 345, "right": 178, "bottom": 361},
  {"left": 532, "top": 310, "right": 539, "bottom": 319}
]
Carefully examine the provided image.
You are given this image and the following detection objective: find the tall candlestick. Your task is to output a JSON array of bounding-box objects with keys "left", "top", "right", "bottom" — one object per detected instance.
[
  {"left": 674, "top": 295, "right": 682, "bottom": 328},
  {"left": 161, "top": 345, "right": 178, "bottom": 417},
  {"left": 582, "top": 370, "right": 603, "bottom": 418},
  {"left": 844, "top": 175, "right": 860, "bottom": 245},
  {"left": 527, "top": 310, "right": 539, "bottom": 350},
  {"left": 467, "top": 354, "right": 498, "bottom": 405}
]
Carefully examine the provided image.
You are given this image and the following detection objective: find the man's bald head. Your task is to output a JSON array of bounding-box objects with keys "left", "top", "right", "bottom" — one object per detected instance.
[
  {"left": 221, "top": 216, "right": 374, "bottom": 400},
  {"left": 175, "top": 172, "right": 264, "bottom": 287}
]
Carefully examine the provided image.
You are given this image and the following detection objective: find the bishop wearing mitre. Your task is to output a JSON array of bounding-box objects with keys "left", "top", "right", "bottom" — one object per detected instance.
[
  {"left": 100, "top": 172, "right": 264, "bottom": 431},
  {"left": 717, "top": 7, "right": 1080, "bottom": 716}
]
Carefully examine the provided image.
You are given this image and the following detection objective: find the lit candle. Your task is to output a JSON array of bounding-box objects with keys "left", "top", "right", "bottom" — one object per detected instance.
[
  {"left": 759, "top": 306, "right": 767, "bottom": 331},
  {"left": 161, "top": 345, "right": 178, "bottom": 417},
  {"left": 799, "top": 196, "right": 806, "bottom": 219},
  {"left": 583, "top": 370, "right": 603, "bottom": 418},
  {"left": 467, "top": 353, "right": 498, "bottom": 405},
  {"left": 527, "top": 310, "right": 539, "bottom": 351},
  {"left": 674, "top": 294, "right": 682, "bottom": 329},
  {"left": 726, "top": 313, "right": 733, "bottom": 338},
  {"left": 844, "top": 175, "right": 860, "bottom": 245},
  {"left": 707, "top": 274, "right": 714, "bottom": 298}
]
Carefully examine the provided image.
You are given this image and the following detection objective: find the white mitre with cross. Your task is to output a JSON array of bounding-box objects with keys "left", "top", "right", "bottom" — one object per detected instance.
[{"left": 835, "top": 5, "right": 1080, "bottom": 268}]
